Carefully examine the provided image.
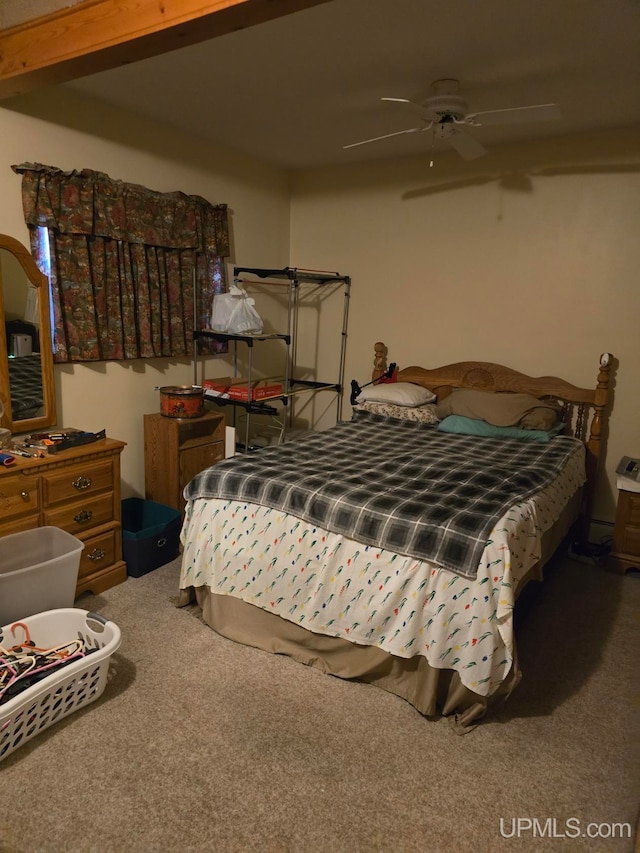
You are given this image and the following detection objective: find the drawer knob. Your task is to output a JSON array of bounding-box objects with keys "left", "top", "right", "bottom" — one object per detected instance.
[
  {"left": 87, "top": 548, "right": 106, "bottom": 562},
  {"left": 73, "top": 509, "right": 93, "bottom": 524},
  {"left": 20, "top": 490, "right": 29, "bottom": 501},
  {"left": 72, "top": 476, "right": 92, "bottom": 490}
]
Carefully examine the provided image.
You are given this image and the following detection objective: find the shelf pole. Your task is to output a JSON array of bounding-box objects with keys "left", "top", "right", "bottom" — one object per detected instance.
[
  {"left": 192, "top": 264, "right": 199, "bottom": 386},
  {"left": 232, "top": 340, "right": 238, "bottom": 436},
  {"left": 337, "top": 279, "right": 351, "bottom": 423},
  {"left": 289, "top": 270, "right": 299, "bottom": 430},
  {"left": 245, "top": 344, "right": 253, "bottom": 452}
]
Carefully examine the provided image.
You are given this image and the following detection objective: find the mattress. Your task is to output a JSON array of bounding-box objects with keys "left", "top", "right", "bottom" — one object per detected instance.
[{"left": 179, "top": 439, "right": 585, "bottom": 699}]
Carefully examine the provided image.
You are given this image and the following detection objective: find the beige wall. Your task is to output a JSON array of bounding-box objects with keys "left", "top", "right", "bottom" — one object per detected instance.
[
  {"left": 0, "top": 89, "right": 637, "bottom": 525},
  {"left": 290, "top": 129, "right": 640, "bottom": 524},
  {"left": 0, "top": 88, "right": 291, "bottom": 497}
]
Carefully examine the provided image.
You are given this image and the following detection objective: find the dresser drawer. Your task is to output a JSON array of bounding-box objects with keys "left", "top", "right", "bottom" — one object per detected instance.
[
  {"left": 42, "top": 459, "right": 114, "bottom": 505},
  {"left": 77, "top": 528, "right": 117, "bottom": 580},
  {"left": 0, "top": 513, "right": 40, "bottom": 538},
  {"left": 44, "top": 492, "right": 115, "bottom": 534},
  {"left": 0, "top": 473, "right": 40, "bottom": 521}
]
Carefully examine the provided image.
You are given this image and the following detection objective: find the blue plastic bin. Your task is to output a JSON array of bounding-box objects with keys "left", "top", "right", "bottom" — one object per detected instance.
[{"left": 121, "top": 498, "right": 181, "bottom": 577}]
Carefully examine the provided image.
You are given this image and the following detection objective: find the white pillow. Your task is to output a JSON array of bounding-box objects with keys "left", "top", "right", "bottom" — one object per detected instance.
[
  {"left": 356, "top": 382, "right": 436, "bottom": 407},
  {"left": 357, "top": 400, "right": 439, "bottom": 424}
]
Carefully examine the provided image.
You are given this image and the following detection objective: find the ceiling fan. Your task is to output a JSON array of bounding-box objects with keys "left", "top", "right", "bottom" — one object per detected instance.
[{"left": 344, "top": 79, "right": 562, "bottom": 161}]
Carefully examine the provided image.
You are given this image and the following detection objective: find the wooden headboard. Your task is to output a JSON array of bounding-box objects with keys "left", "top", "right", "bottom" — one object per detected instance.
[{"left": 372, "top": 341, "right": 614, "bottom": 534}]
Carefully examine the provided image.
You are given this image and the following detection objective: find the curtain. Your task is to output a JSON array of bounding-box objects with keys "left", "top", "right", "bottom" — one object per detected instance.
[{"left": 12, "top": 163, "right": 229, "bottom": 362}]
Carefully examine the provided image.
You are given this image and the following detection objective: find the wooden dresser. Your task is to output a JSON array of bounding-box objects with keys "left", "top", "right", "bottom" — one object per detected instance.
[
  {"left": 144, "top": 411, "right": 225, "bottom": 514},
  {"left": 0, "top": 437, "right": 127, "bottom": 596}
]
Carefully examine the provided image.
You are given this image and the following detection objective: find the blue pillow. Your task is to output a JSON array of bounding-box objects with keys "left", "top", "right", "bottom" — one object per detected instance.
[{"left": 437, "top": 415, "right": 564, "bottom": 443}]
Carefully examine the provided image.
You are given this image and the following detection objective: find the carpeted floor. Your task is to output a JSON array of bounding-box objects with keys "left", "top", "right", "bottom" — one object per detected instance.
[{"left": 1, "top": 554, "right": 638, "bottom": 853}]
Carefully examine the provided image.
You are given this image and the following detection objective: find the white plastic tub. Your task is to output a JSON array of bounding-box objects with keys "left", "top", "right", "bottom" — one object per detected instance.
[
  {"left": 0, "top": 608, "right": 121, "bottom": 762},
  {"left": 0, "top": 527, "right": 84, "bottom": 625}
]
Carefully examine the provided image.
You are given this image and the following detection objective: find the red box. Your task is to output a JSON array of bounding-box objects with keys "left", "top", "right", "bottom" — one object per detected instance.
[{"left": 202, "top": 377, "right": 284, "bottom": 402}]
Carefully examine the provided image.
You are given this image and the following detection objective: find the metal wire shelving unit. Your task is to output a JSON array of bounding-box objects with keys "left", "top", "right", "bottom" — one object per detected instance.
[{"left": 193, "top": 266, "right": 350, "bottom": 452}]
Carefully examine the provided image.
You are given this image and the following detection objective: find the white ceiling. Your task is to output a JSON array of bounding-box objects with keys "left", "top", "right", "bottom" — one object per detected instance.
[
  {"left": 45, "top": 0, "right": 640, "bottom": 170},
  {"left": 0, "top": 0, "right": 82, "bottom": 29}
]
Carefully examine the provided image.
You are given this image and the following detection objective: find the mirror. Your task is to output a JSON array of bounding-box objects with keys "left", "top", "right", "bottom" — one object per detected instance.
[{"left": 0, "top": 234, "right": 57, "bottom": 434}]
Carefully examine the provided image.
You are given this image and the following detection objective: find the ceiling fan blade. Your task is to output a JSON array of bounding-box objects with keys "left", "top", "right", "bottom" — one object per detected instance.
[
  {"left": 381, "top": 97, "right": 426, "bottom": 116},
  {"left": 448, "top": 128, "right": 487, "bottom": 160},
  {"left": 343, "top": 125, "right": 430, "bottom": 149},
  {"left": 467, "top": 103, "right": 562, "bottom": 126}
]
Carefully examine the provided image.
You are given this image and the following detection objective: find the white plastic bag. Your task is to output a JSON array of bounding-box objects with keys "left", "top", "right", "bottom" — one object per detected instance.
[
  {"left": 211, "top": 284, "right": 242, "bottom": 331},
  {"left": 211, "top": 284, "right": 263, "bottom": 334},
  {"left": 227, "top": 294, "right": 263, "bottom": 334}
]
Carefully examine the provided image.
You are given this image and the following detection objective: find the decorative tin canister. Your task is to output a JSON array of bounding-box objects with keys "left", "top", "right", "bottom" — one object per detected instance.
[{"left": 158, "top": 385, "right": 204, "bottom": 419}]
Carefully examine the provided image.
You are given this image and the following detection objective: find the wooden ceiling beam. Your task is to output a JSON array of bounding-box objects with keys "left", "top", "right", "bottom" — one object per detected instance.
[{"left": 0, "top": 0, "right": 330, "bottom": 99}]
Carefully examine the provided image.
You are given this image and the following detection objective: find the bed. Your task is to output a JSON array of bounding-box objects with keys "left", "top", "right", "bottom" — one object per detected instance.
[{"left": 178, "top": 343, "right": 613, "bottom": 729}]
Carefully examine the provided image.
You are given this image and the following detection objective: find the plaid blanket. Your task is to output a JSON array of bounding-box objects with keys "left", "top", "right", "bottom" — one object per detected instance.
[{"left": 184, "top": 410, "right": 583, "bottom": 578}]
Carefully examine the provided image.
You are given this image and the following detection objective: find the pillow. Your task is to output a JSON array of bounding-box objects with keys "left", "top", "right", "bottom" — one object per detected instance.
[
  {"left": 356, "top": 382, "right": 436, "bottom": 407},
  {"left": 357, "top": 400, "right": 439, "bottom": 425},
  {"left": 437, "top": 415, "right": 564, "bottom": 442},
  {"left": 518, "top": 408, "right": 560, "bottom": 431},
  {"left": 434, "top": 388, "right": 561, "bottom": 429}
]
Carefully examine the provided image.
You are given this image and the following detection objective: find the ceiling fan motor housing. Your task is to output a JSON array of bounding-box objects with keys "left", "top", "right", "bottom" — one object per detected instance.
[{"left": 421, "top": 94, "right": 468, "bottom": 123}]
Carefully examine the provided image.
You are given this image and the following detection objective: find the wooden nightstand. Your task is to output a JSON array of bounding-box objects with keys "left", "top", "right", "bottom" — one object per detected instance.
[
  {"left": 608, "top": 488, "right": 640, "bottom": 574},
  {"left": 144, "top": 411, "right": 225, "bottom": 514}
]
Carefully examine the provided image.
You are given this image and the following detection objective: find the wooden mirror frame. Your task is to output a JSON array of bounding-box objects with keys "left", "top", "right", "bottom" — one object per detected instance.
[{"left": 0, "top": 233, "right": 57, "bottom": 434}]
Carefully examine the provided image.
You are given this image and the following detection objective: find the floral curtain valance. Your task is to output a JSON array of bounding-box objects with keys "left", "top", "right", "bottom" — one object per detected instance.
[
  {"left": 12, "top": 162, "right": 229, "bottom": 363},
  {"left": 12, "top": 162, "right": 229, "bottom": 254}
]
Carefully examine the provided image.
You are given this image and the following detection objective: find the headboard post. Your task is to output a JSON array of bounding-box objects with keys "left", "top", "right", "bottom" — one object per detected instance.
[
  {"left": 586, "top": 353, "right": 613, "bottom": 458},
  {"left": 373, "top": 341, "right": 388, "bottom": 380}
]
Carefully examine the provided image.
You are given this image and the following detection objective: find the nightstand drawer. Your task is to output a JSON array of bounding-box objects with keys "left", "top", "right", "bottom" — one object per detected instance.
[
  {"left": 609, "top": 488, "right": 640, "bottom": 574},
  {"left": 626, "top": 494, "right": 640, "bottom": 526},
  {"left": 144, "top": 411, "right": 226, "bottom": 513},
  {"left": 42, "top": 459, "right": 114, "bottom": 505},
  {"left": 177, "top": 417, "right": 226, "bottom": 448},
  {"left": 620, "top": 526, "right": 640, "bottom": 555},
  {"left": 44, "top": 492, "right": 115, "bottom": 533},
  {"left": 180, "top": 442, "right": 224, "bottom": 492}
]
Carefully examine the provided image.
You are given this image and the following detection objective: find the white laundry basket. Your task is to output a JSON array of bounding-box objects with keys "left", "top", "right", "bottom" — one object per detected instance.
[{"left": 0, "top": 608, "right": 121, "bottom": 762}]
